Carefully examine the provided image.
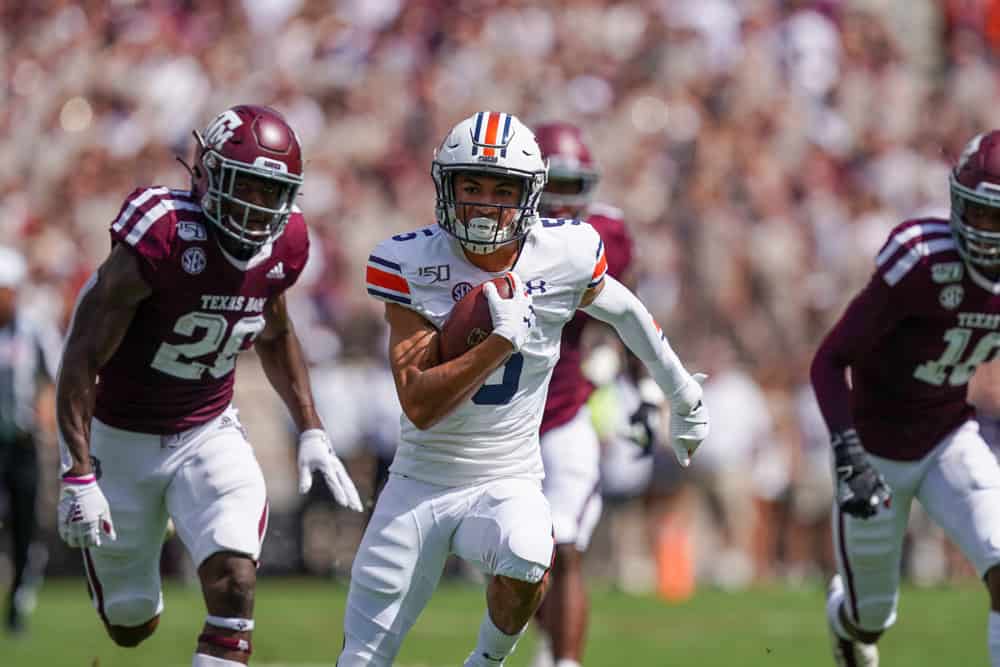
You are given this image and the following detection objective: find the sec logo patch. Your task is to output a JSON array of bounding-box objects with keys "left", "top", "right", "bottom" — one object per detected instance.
[
  {"left": 452, "top": 281, "right": 474, "bottom": 302},
  {"left": 939, "top": 284, "right": 964, "bottom": 309},
  {"left": 182, "top": 247, "right": 207, "bottom": 275}
]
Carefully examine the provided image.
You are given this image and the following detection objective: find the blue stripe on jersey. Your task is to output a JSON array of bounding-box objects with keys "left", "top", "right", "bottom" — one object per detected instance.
[
  {"left": 500, "top": 114, "right": 512, "bottom": 157},
  {"left": 471, "top": 112, "right": 484, "bottom": 156},
  {"left": 367, "top": 287, "right": 411, "bottom": 304},
  {"left": 368, "top": 255, "right": 402, "bottom": 272},
  {"left": 587, "top": 275, "right": 606, "bottom": 289},
  {"left": 595, "top": 238, "right": 604, "bottom": 259}
]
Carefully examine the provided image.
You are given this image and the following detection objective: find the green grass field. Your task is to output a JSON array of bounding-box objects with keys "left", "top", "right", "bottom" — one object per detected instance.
[{"left": 0, "top": 578, "right": 985, "bottom": 666}]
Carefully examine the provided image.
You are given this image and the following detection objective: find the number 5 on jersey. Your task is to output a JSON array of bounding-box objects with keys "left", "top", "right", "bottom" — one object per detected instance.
[{"left": 472, "top": 353, "right": 524, "bottom": 406}]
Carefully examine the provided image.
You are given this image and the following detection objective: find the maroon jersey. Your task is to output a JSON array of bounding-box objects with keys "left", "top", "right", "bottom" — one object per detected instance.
[
  {"left": 93, "top": 187, "right": 308, "bottom": 434},
  {"left": 541, "top": 204, "right": 634, "bottom": 434},
  {"left": 812, "top": 218, "right": 1000, "bottom": 461}
]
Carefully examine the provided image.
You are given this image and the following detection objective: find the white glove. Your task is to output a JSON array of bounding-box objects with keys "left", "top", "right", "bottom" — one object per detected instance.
[
  {"left": 668, "top": 373, "right": 709, "bottom": 468},
  {"left": 58, "top": 475, "right": 117, "bottom": 548},
  {"left": 483, "top": 272, "right": 535, "bottom": 352},
  {"left": 297, "top": 429, "right": 364, "bottom": 512}
]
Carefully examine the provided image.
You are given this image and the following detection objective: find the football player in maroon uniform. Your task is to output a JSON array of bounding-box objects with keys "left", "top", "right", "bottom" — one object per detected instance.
[
  {"left": 531, "top": 122, "right": 638, "bottom": 667},
  {"left": 812, "top": 131, "right": 1000, "bottom": 667},
  {"left": 55, "top": 105, "right": 362, "bottom": 667}
]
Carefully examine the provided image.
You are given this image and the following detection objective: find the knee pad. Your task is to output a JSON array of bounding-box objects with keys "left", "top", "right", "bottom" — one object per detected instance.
[
  {"left": 104, "top": 595, "right": 162, "bottom": 628},
  {"left": 496, "top": 522, "right": 553, "bottom": 584}
]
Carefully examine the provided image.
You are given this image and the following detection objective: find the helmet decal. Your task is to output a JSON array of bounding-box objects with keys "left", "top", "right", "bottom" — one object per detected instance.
[{"left": 203, "top": 110, "right": 243, "bottom": 150}]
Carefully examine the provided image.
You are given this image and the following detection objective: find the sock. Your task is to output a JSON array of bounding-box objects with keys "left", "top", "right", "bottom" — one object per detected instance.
[
  {"left": 826, "top": 586, "right": 850, "bottom": 641},
  {"left": 554, "top": 660, "right": 582, "bottom": 667},
  {"left": 989, "top": 611, "right": 1000, "bottom": 667},
  {"left": 463, "top": 612, "right": 526, "bottom": 666},
  {"left": 529, "top": 632, "right": 554, "bottom": 667},
  {"left": 192, "top": 654, "right": 243, "bottom": 667}
]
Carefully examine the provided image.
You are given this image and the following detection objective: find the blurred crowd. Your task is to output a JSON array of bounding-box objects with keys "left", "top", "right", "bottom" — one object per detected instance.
[{"left": 4, "top": 0, "right": 1000, "bottom": 591}]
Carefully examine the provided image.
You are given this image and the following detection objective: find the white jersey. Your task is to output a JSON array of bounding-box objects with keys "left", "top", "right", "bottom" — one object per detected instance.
[{"left": 365, "top": 220, "right": 608, "bottom": 486}]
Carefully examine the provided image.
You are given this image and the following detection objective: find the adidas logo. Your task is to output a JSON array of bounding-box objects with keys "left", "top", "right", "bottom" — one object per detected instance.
[{"left": 266, "top": 262, "right": 285, "bottom": 280}]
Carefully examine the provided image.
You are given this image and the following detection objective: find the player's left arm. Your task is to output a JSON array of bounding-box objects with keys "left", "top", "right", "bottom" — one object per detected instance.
[
  {"left": 256, "top": 293, "right": 363, "bottom": 511},
  {"left": 257, "top": 293, "right": 321, "bottom": 432},
  {"left": 579, "top": 276, "right": 708, "bottom": 467}
]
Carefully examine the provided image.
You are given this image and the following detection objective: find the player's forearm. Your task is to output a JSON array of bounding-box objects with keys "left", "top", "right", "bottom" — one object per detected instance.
[
  {"left": 582, "top": 277, "right": 695, "bottom": 406},
  {"left": 397, "top": 335, "right": 511, "bottom": 429},
  {"left": 809, "top": 283, "right": 893, "bottom": 437},
  {"left": 56, "top": 346, "right": 99, "bottom": 476},
  {"left": 810, "top": 334, "right": 856, "bottom": 436},
  {"left": 56, "top": 281, "right": 136, "bottom": 475},
  {"left": 255, "top": 327, "right": 322, "bottom": 432}
]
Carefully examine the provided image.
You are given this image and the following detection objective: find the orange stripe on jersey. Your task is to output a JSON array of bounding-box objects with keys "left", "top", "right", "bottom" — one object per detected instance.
[
  {"left": 366, "top": 266, "right": 410, "bottom": 294},
  {"left": 482, "top": 112, "right": 500, "bottom": 157},
  {"left": 592, "top": 251, "right": 608, "bottom": 280}
]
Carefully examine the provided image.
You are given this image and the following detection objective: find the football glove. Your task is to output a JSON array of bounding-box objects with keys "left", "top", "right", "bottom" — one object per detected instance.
[
  {"left": 832, "top": 428, "right": 891, "bottom": 519},
  {"left": 484, "top": 272, "right": 535, "bottom": 352},
  {"left": 298, "top": 429, "right": 364, "bottom": 512},
  {"left": 58, "top": 475, "right": 116, "bottom": 548},
  {"left": 668, "top": 373, "right": 709, "bottom": 467}
]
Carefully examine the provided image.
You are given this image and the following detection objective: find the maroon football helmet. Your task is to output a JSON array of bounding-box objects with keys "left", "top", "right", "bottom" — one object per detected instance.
[
  {"left": 190, "top": 105, "right": 303, "bottom": 259},
  {"left": 950, "top": 130, "right": 1000, "bottom": 271},
  {"left": 534, "top": 122, "right": 599, "bottom": 219}
]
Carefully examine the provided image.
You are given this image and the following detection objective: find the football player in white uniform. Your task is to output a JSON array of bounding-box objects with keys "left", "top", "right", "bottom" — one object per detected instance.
[{"left": 343, "top": 111, "right": 709, "bottom": 667}]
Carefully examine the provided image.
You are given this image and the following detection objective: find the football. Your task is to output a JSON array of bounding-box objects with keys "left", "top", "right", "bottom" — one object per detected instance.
[{"left": 438, "top": 275, "right": 515, "bottom": 362}]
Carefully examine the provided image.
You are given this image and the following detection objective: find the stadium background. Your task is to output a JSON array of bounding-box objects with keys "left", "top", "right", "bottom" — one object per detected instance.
[{"left": 2, "top": 1, "right": 1000, "bottom": 665}]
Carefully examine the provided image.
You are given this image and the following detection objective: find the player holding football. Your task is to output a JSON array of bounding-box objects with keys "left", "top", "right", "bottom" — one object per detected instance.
[
  {"left": 530, "top": 122, "right": 637, "bottom": 667},
  {"left": 56, "top": 105, "right": 362, "bottom": 667},
  {"left": 812, "top": 131, "right": 1000, "bottom": 667},
  {"left": 345, "top": 111, "right": 708, "bottom": 667}
]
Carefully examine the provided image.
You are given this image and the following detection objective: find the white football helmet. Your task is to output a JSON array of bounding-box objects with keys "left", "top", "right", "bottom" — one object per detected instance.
[{"left": 432, "top": 111, "right": 548, "bottom": 254}]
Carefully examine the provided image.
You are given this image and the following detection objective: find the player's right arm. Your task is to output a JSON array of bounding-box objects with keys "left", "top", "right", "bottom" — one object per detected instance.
[
  {"left": 57, "top": 244, "right": 151, "bottom": 477},
  {"left": 385, "top": 296, "right": 521, "bottom": 430},
  {"left": 811, "top": 275, "right": 900, "bottom": 518}
]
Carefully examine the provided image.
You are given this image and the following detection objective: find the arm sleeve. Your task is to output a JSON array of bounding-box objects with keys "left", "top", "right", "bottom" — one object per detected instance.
[
  {"left": 582, "top": 275, "right": 695, "bottom": 408},
  {"left": 809, "top": 273, "right": 908, "bottom": 434}
]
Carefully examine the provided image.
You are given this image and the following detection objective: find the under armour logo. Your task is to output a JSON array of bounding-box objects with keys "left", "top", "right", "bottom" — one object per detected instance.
[{"left": 525, "top": 278, "right": 547, "bottom": 295}]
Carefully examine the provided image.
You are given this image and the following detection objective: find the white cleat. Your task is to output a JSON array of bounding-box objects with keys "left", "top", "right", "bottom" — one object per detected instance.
[{"left": 827, "top": 575, "right": 879, "bottom": 667}]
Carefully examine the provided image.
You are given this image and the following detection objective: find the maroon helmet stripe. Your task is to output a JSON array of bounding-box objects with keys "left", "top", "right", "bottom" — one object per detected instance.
[{"left": 82, "top": 548, "right": 109, "bottom": 625}]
